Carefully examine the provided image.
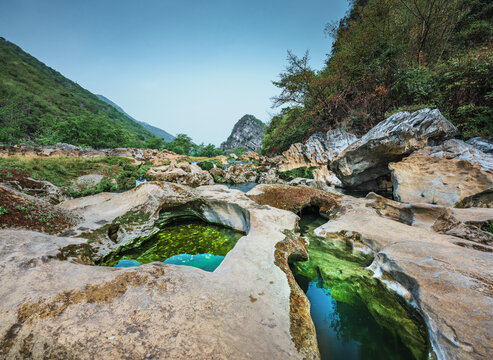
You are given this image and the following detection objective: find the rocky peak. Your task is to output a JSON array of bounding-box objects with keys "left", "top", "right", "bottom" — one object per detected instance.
[{"left": 221, "top": 115, "right": 265, "bottom": 152}]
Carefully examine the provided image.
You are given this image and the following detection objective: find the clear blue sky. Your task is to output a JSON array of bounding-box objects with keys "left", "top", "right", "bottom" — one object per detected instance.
[{"left": 0, "top": 0, "right": 348, "bottom": 145}]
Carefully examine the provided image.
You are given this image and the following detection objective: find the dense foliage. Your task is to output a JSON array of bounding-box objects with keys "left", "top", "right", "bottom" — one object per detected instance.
[
  {"left": 263, "top": 0, "right": 492, "bottom": 154},
  {"left": 278, "top": 166, "right": 316, "bottom": 181},
  {"left": 0, "top": 37, "right": 164, "bottom": 148},
  {"left": 163, "top": 133, "right": 224, "bottom": 157}
]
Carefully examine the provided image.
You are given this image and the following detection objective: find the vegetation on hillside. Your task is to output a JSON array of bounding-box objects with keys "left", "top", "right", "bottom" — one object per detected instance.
[
  {"left": 0, "top": 156, "right": 151, "bottom": 197},
  {"left": 263, "top": 0, "right": 492, "bottom": 154},
  {"left": 0, "top": 37, "right": 164, "bottom": 148},
  {"left": 163, "top": 133, "right": 225, "bottom": 157}
]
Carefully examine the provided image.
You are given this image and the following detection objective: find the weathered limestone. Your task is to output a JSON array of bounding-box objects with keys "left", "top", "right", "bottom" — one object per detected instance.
[
  {"left": 314, "top": 194, "right": 493, "bottom": 360},
  {"left": 0, "top": 173, "right": 70, "bottom": 204},
  {"left": 466, "top": 137, "right": 493, "bottom": 154},
  {"left": 146, "top": 161, "right": 214, "bottom": 187},
  {"left": 223, "top": 164, "right": 259, "bottom": 184},
  {"left": 331, "top": 108, "right": 458, "bottom": 188},
  {"left": 246, "top": 184, "right": 342, "bottom": 218},
  {"left": 390, "top": 140, "right": 493, "bottom": 207},
  {"left": 0, "top": 183, "right": 319, "bottom": 360},
  {"left": 0, "top": 144, "right": 182, "bottom": 164},
  {"left": 276, "top": 129, "right": 356, "bottom": 172},
  {"left": 312, "top": 166, "right": 342, "bottom": 187},
  {"left": 287, "top": 178, "right": 337, "bottom": 193},
  {"left": 366, "top": 193, "right": 493, "bottom": 245},
  {"left": 258, "top": 168, "right": 282, "bottom": 184},
  {"left": 220, "top": 115, "right": 265, "bottom": 152}
]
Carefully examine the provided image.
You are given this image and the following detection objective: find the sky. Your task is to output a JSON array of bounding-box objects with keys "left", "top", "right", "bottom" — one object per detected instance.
[{"left": 0, "top": 0, "right": 348, "bottom": 145}]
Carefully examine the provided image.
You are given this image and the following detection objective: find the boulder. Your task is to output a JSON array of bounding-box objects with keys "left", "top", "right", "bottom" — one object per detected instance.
[
  {"left": 146, "top": 161, "right": 214, "bottom": 187},
  {"left": 287, "top": 178, "right": 335, "bottom": 193},
  {"left": 312, "top": 166, "right": 342, "bottom": 187},
  {"left": 277, "top": 129, "right": 356, "bottom": 172},
  {"left": 390, "top": 140, "right": 493, "bottom": 207},
  {"left": 466, "top": 137, "right": 493, "bottom": 154},
  {"left": 224, "top": 164, "right": 259, "bottom": 184},
  {"left": 258, "top": 168, "right": 282, "bottom": 184},
  {"left": 331, "top": 108, "right": 458, "bottom": 188},
  {"left": 278, "top": 143, "right": 312, "bottom": 171},
  {"left": 246, "top": 184, "right": 342, "bottom": 217},
  {"left": 72, "top": 174, "right": 106, "bottom": 191},
  {"left": 323, "top": 128, "right": 359, "bottom": 158}
]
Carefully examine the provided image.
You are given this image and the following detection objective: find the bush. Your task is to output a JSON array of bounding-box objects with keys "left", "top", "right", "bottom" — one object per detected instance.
[
  {"left": 392, "top": 66, "right": 440, "bottom": 106},
  {"left": 262, "top": 107, "right": 311, "bottom": 155},
  {"left": 279, "top": 167, "right": 315, "bottom": 182},
  {"left": 196, "top": 161, "right": 215, "bottom": 171}
]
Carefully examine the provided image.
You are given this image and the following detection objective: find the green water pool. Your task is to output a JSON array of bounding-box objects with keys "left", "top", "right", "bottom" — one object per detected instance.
[
  {"left": 291, "top": 212, "right": 432, "bottom": 360},
  {"left": 100, "top": 220, "right": 243, "bottom": 271}
]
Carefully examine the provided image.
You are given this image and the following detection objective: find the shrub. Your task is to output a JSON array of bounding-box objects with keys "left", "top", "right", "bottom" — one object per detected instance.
[
  {"left": 196, "top": 161, "right": 215, "bottom": 171},
  {"left": 279, "top": 167, "right": 315, "bottom": 182}
]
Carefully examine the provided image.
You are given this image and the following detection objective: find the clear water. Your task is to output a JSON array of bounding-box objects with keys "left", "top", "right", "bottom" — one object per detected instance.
[
  {"left": 226, "top": 182, "right": 258, "bottom": 193},
  {"left": 163, "top": 253, "right": 224, "bottom": 272},
  {"left": 113, "top": 254, "right": 225, "bottom": 271},
  {"left": 101, "top": 220, "right": 243, "bottom": 272},
  {"left": 292, "top": 211, "right": 430, "bottom": 360}
]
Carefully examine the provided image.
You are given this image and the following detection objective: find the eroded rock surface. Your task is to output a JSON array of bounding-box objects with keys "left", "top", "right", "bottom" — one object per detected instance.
[
  {"left": 315, "top": 194, "right": 493, "bottom": 360},
  {"left": 466, "top": 137, "right": 493, "bottom": 154},
  {"left": 220, "top": 115, "right": 265, "bottom": 152},
  {"left": 331, "top": 108, "right": 458, "bottom": 188},
  {"left": 276, "top": 129, "right": 356, "bottom": 172},
  {"left": 146, "top": 161, "right": 214, "bottom": 187},
  {"left": 0, "top": 183, "right": 319, "bottom": 360},
  {"left": 390, "top": 140, "right": 493, "bottom": 207},
  {"left": 246, "top": 184, "right": 342, "bottom": 218}
]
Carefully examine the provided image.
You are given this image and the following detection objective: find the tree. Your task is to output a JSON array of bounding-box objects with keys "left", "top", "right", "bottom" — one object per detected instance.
[
  {"left": 163, "top": 134, "right": 194, "bottom": 155},
  {"left": 398, "top": 0, "right": 462, "bottom": 64}
]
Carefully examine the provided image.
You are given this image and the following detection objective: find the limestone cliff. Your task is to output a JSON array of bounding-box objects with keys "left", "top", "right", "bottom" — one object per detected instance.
[{"left": 221, "top": 115, "right": 265, "bottom": 152}]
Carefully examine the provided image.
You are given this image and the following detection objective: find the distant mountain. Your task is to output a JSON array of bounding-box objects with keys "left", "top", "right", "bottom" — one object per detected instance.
[
  {"left": 96, "top": 95, "right": 174, "bottom": 142},
  {"left": 0, "top": 37, "right": 163, "bottom": 148},
  {"left": 221, "top": 114, "right": 265, "bottom": 152}
]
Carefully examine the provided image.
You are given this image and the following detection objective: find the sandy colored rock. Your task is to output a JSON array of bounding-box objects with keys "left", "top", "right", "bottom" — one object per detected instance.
[
  {"left": 390, "top": 140, "right": 493, "bottom": 207},
  {"left": 366, "top": 192, "right": 493, "bottom": 245},
  {"left": 0, "top": 184, "right": 319, "bottom": 360},
  {"left": 315, "top": 195, "right": 493, "bottom": 360},
  {"left": 146, "top": 161, "right": 214, "bottom": 187},
  {"left": 247, "top": 184, "right": 342, "bottom": 217},
  {"left": 331, "top": 108, "right": 458, "bottom": 188},
  {"left": 224, "top": 164, "right": 259, "bottom": 184}
]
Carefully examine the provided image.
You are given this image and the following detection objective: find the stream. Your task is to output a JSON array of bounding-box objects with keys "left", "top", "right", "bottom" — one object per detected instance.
[{"left": 291, "top": 209, "right": 431, "bottom": 360}]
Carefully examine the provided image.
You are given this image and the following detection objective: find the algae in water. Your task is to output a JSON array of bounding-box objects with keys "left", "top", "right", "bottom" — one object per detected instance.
[
  {"left": 291, "top": 214, "right": 431, "bottom": 360},
  {"left": 100, "top": 220, "right": 243, "bottom": 268}
]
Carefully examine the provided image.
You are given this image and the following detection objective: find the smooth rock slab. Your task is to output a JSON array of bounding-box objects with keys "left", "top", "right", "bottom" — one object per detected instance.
[{"left": 0, "top": 184, "right": 318, "bottom": 360}]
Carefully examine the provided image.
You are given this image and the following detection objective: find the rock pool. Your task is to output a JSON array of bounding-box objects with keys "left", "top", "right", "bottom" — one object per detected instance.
[
  {"left": 291, "top": 210, "right": 432, "bottom": 360},
  {"left": 100, "top": 220, "right": 243, "bottom": 272}
]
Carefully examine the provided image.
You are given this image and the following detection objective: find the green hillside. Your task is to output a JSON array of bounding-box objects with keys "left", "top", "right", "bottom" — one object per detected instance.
[
  {"left": 264, "top": 0, "right": 492, "bottom": 154},
  {"left": 0, "top": 37, "right": 164, "bottom": 148},
  {"left": 96, "top": 94, "right": 175, "bottom": 142}
]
